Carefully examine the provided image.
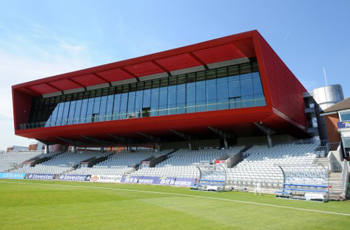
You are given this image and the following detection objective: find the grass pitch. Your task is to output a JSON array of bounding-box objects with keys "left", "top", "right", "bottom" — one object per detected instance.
[{"left": 0, "top": 180, "right": 350, "bottom": 230}]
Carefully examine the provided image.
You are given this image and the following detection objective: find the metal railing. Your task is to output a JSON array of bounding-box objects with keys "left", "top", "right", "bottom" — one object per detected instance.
[
  {"left": 328, "top": 152, "right": 342, "bottom": 172},
  {"left": 19, "top": 98, "right": 266, "bottom": 130},
  {"left": 341, "top": 160, "right": 349, "bottom": 198}
]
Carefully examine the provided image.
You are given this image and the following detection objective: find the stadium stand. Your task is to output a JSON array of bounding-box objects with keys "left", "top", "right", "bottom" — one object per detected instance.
[
  {"left": 0, "top": 151, "right": 43, "bottom": 172},
  {"left": 12, "top": 151, "right": 110, "bottom": 174},
  {"left": 226, "top": 143, "right": 322, "bottom": 189},
  {"left": 131, "top": 147, "right": 244, "bottom": 179},
  {"left": 67, "top": 150, "right": 171, "bottom": 175}
]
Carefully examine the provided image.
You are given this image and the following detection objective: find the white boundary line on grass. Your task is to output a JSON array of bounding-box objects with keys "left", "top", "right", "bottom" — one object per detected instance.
[{"left": 1, "top": 180, "right": 350, "bottom": 217}]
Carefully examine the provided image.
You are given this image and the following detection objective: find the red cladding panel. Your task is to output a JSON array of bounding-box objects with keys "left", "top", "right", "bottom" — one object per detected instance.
[
  {"left": 155, "top": 54, "right": 202, "bottom": 71},
  {"left": 29, "top": 84, "right": 59, "bottom": 94},
  {"left": 124, "top": 61, "right": 165, "bottom": 77},
  {"left": 13, "top": 90, "right": 33, "bottom": 131},
  {"left": 49, "top": 79, "right": 82, "bottom": 91},
  {"left": 72, "top": 74, "right": 107, "bottom": 87},
  {"left": 193, "top": 44, "right": 246, "bottom": 64},
  {"left": 97, "top": 68, "right": 135, "bottom": 82},
  {"left": 232, "top": 40, "right": 256, "bottom": 58},
  {"left": 256, "top": 34, "right": 307, "bottom": 128}
]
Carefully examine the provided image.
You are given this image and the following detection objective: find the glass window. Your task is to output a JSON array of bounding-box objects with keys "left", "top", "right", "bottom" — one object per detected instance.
[
  {"left": 252, "top": 72, "right": 263, "bottom": 95},
  {"left": 196, "top": 84, "right": 206, "bottom": 112},
  {"left": 240, "top": 63, "right": 252, "bottom": 74},
  {"left": 159, "top": 88, "right": 168, "bottom": 116},
  {"left": 151, "top": 88, "right": 159, "bottom": 116},
  {"left": 74, "top": 100, "right": 82, "bottom": 124},
  {"left": 99, "top": 96, "right": 108, "bottom": 121},
  {"left": 127, "top": 92, "right": 135, "bottom": 118},
  {"left": 56, "top": 103, "right": 65, "bottom": 125},
  {"left": 135, "top": 91, "right": 143, "bottom": 117},
  {"left": 254, "top": 94, "right": 266, "bottom": 107},
  {"left": 228, "top": 65, "right": 239, "bottom": 76},
  {"left": 26, "top": 61, "right": 266, "bottom": 128},
  {"left": 113, "top": 94, "right": 121, "bottom": 120},
  {"left": 80, "top": 99, "right": 88, "bottom": 124},
  {"left": 242, "top": 95, "right": 254, "bottom": 108},
  {"left": 206, "top": 70, "right": 216, "bottom": 80},
  {"left": 168, "top": 86, "right": 177, "bottom": 105},
  {"left": 50, "top": 104, "right": 59, "bottom": 126},
  {"left": 217, "top": 81, "right": 228, "bottom": 99},
  {"left": 206, "top": 83, "right": 217, "bottom": 101},
  {"left": 186, "top": 83, "right": 195, "bottom": 103},
  {"left": 62, "top": 102, "right": 71, "bottom": 125},
  {"left": 159, "top": 88, "right": 167, "bottom": 106},
  {"left": 340, "top": 111, "right": 350, "bottom": 121},
  {"left": 68, "top": 101, "right": 76, "bottom": 124},
  {"left": 217, "top": 67, "right": 228, "bottom": 78},
  {"left": 195, "top": 85, "right": 205, "bottom": 102},
  {"left": 228, "top": 78, "right": 241, "bottom": 98},
  {"left": 240, "top": 74, "right": 253, "bottom": 96},
  {"left": 106, "top": 95, "right": 114, "bottom": 119},
  {"left": 143, "top": 89, "right": 151, "bottom": 108},
  {"left": 229, "top": 97, "right": 242, "bottom": 109},
  {"left": 86, "top": 98, "right": 94, "bottom": 123},
  {"left": 93, "top": 97, "right": 101, "bottom": 114}
]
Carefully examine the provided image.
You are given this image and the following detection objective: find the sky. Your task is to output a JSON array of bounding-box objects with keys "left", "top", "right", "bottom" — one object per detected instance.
[{"left": 0, "top": 0, "right": 349, "bottom": 150}]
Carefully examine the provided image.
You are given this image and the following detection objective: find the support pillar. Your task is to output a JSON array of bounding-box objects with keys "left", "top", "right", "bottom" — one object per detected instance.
[
  {"left": 188, "top": 141, "right": 193, "bottom": 151},
  {"left": 101, "top": 145, "right": 104, "bottom": 153},
  {"left": 74, "top": 145, "right": 77, "bottom": 153},
  {"left": 267, "top": 134, "right": 273, "bottom": 148},
  {"left": 224, "top": 138, "right": 229, "bottom": 150},
  {"left": 46, "top": 145, "right": 50, "bottom": 154}
]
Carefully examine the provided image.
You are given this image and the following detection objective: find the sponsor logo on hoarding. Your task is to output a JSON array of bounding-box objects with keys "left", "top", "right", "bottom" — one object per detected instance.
[
  {"left": 159, "top": 177, "right": 176, "bottom": 185},
  {"left": 59, "top": 174, "right": 91, "bottom": 181},
  {"left": 174, "top": 178, "right": 196, "bottom": 187},
  {"left": 90, "top": 175, "right": 122, "bottom": 183},
  {"left": 121, "top": 175, "right": 139, "bottom": 183},
  {"left": 137, "top": 176, "right": 159, "bottom": 184},
  {"left": 338, "top": 121, "right": 350, "bottom": 129},
  {"left": 27, "top": 174, "right": 55, "bottom": 180},
  {"left": 90, "top": 175, "right": 99, "bottom": 182},
  {"left": 0, "top": 173, "right": 26, "bottom": 179}
]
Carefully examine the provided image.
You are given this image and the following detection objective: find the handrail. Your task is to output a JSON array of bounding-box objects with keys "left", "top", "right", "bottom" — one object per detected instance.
[{"left": 341, "top": 160, "right": 349, "bottom": 198}]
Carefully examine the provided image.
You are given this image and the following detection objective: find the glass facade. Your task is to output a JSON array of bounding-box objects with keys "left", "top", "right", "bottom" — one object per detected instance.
[
  {"left": 21, "top": 60, "right": 266, "bottom": 129},
  {"left": 339, "top": 110, "right": 350, "bottom": 122}
]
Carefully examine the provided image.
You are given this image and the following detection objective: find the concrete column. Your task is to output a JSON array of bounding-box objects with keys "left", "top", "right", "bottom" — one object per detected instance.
[
  {"left": 46, "top": 145, "right": 50, "bottom": 154},
  {"left": 267, "top": 134, "right": 273, "bottom": 148},
  {"left": 188, "top": 141, "right": 192, "bottom": 151},
  {"left": 73, "top": 145, "right": 77, "bottom": 153},
  {"left": 224, "top": 138, "right": 229, "bottom": 149}
]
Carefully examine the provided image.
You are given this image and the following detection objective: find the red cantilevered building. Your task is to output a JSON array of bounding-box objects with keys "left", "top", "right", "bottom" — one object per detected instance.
[{"left": 12, "top": 30, "right": 309, "bottom": 150}]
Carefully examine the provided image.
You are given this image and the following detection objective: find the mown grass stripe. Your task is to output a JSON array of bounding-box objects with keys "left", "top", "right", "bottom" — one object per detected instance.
[{"left": 1, "top": 180, "right": 350, "bottom": 217}]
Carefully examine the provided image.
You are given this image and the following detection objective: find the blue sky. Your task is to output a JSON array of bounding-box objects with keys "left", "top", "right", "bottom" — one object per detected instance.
[{"left": 0, "top": 0, "right": 349, "bottom": 150}]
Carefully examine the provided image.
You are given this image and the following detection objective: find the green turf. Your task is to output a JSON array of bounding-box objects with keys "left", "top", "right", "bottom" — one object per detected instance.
[{"left": 0, "top": 180, "right": 349, "bottom": 230}]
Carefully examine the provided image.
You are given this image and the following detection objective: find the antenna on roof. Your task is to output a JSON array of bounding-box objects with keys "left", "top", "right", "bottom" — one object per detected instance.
[{"left": 323, "top": 67, "right": 328, "bottom": 86}]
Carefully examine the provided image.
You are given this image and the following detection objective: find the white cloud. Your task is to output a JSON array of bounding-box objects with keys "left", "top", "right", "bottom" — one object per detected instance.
[{"left": 0, "top": 20, "right": 96, "bottom": 150}]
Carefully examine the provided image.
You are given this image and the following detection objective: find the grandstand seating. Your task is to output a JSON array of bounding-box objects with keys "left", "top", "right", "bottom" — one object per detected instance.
[
  {"left": 67, "top": 150, "right": 169, "bottom": 175},
  {"left": 12, "top": 151, "right": 110, "bottom": 174},
  {"left": 0, "top": 151, "right": 43, "bottom": 172},
  {"left": 131, "top": 147, "right": 244, "bottom": 179},
  {"left": 226, "top": 143, "right": 322, "bottom": 189}
]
